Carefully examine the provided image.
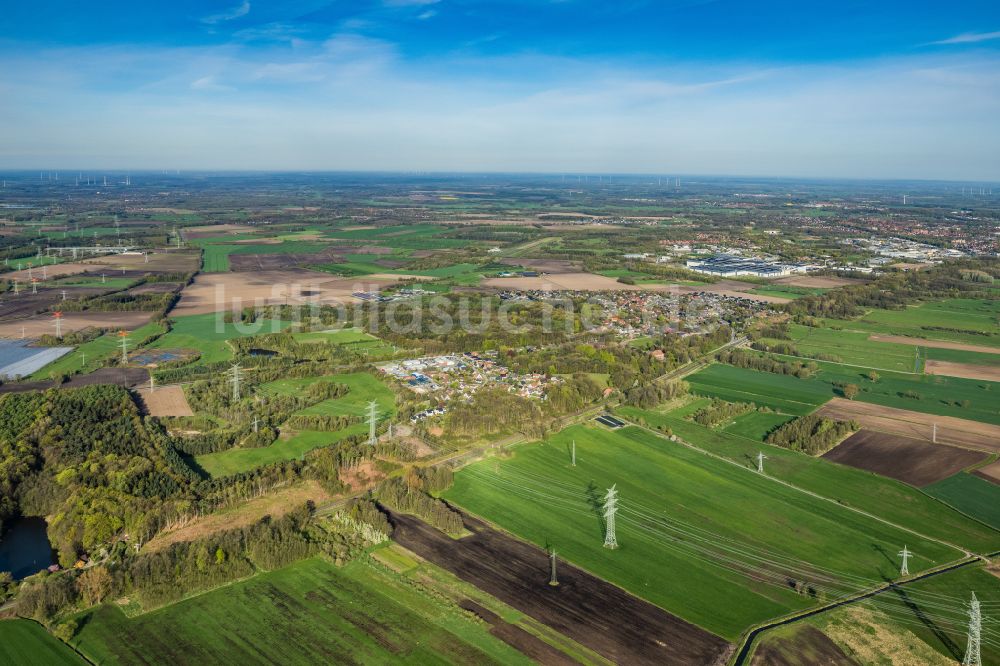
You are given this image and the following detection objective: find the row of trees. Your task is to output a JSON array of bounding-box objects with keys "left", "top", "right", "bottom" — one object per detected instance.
[
  {"left": 765, "top": 415, "right": 859, "bottom": 455},
  {"left": 691, "top": 399, "right": 755, "bottom": 427},
  {"left": 717, "top": 349, "right": 818, "bottom": 379}
]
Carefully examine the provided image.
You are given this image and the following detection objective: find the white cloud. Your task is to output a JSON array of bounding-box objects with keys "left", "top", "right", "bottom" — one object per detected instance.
[
  {"left": 1, "top": 44, "right": 998, "bottom": 180},
  {"left": 201, "top": 1, "right": 251, "bottom": 25},
  {"left": 931, "top": 30, "right": 1000, "bottom": 45}
]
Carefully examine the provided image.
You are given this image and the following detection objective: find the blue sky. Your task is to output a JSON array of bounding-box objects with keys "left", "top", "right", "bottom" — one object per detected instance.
[{"left": 1, "top": 1, "right": 999, "bottom": 179}]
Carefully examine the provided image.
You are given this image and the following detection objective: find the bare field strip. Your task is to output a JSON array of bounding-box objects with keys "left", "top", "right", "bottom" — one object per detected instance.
[
  {"left": 815, "top": 398, "right": 1000, "bottom": 453},
  {"left": 772, "top": 275, "right": 867, "bottom": 288},
  {"left": 483, "top": 272, "right": 665, "bottom": 291},
  {"left": 5, "top": 262, "right": 94, "bottom": 280},
  {"left": 924, "top": 359, "right": 1000, "bottom": 382},
  {"left": 390, "top": 511, "right": 731, "bottom": 665},
  {"left": 514, "top": 258, "right": 582, "bottom": 274},
  {"left": 135, "top": 385, "right": 194, "bottom": 417},
  {"left": 823, "top": 429, "right": 987, "bottom": 487},
  {"left": 171, "top": 269, "right": 400, "bottom": 315},
  {"left": 868, "top": 335, "right": 1000, "bottom": 355},
  {"left": 83, "top": 251, "right": 200, "bottom": 272},
  {"left": 481, "top": 273, "right": 792, "bottom": 302},
  {"left": 182, "top": 223, "right": 256, "bottom": 237},
  {"left": 143, "top": 480, "right": 333, "bottom": 553},
  {"left": 0, "top": 311, "right": 154, "bottom": 337},
  {"left": 974, "top": 461, "right": 1000, "bottom": 485}
]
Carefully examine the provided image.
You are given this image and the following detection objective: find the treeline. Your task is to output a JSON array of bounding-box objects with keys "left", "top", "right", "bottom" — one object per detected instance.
[
  {"left": 624, "top": 379, "right": 688, "bottom": 408},
  {"left": 16, "top": 502, "right": 387, "bottom": 625},
  {"left": 765, "top": 415, "right": 859, "bottom": 455},
  {"left": 692, "top": 399, "right": 755, "bottom": 427},
  {"left": 717, "top": 349, "right": 818, "bottom": 379},
  {"left": 374, "top": 477, "right": 463, "bottom": 535},
  {"left": 785, "top": 261, "right": 998, "bottom": 320}
]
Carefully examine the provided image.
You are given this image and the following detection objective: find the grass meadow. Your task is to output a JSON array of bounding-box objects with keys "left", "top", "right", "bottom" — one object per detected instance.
[
  {"left": 194, "top": 372, "right": 395, "bottom": 477},
  {"left": 444, "top": 424, "right": 967, "bottom": 640},
  {"left": 70, "top": 557, "right": 530, "bottom": 665},
  {"left": 822, "top": 298, "right": 1000, "bottom": 348},
  {"left": 146, "top": 313, "right": 291, "bottom": 366},
  {"left": 0, "top": 619, "right": 87, "bottom": 666},
  {"left": 924, "top": 473, "right": 1000, "bottom": 531}
]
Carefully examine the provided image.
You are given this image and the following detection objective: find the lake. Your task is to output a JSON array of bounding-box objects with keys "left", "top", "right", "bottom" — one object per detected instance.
[{"left": 0, "top": 517, "right": 55, "bottom": 579}]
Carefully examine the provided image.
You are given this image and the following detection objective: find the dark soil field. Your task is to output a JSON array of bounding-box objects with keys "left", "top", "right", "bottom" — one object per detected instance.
[
  {"left": 389, "top": 510, "right": 732, "bottom": 666},
  {"left": 458, "top": 600, "right": 578, "bottom": 666},
  {"left": 0, "top": 287, "right": 107, "bottom": 320},
  {"left": 0, "top": 367, "right": 149, "bottom": 394},
  {"left": 822, "top": 430, "right": 987, "bottom": 487},
  {"left": 128, "top": 281, "right": 182, "bottom": 295}
]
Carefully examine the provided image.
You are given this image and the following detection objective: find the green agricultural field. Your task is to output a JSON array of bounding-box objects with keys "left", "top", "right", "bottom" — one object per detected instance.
[
  {"left": 0, "top": 619, "right": 87, "bottom": 666},
  {"left": 749, "top": 285, "right": 827, "bottom": 299},
  {"left": 70, "top": 557, "right": 531, "bottom": 666},
  {"left": 697, "top": 359, "right": 1000, "bottom": 427},
  {"left": 51, "top": 276, "right": 136, "bottom": 289},
  {"left": 195, "top": 372, "right": 394, "bottom": 477},
  {"left": 823, "top": 298, "right": 1000, "bottom": 348},
  {"left": 924, "top": 473, "right": 1000, "bottom": 530},
  {"left": 193, "top": 239, "right": 331, "bottom": 272},
  {"left": 444, "top": 424, "right": 966, "bottom": 640},
  {"left": 686, "top": 363, "right": 831, "bottom": 415},
  {"left": 925, "top": 346, "right": 1000, "bottom": 367},
  {"left": 721, "top": 411, "right": 794, "bottom": 441},
  {"left": 29, "top": 320, "right": 167, "bottom": 379},
  {"left": 145, "top": 313, "right": 291, "bottom": 366},
  {"left": 615, "top": 406, "right": 1000, "bottom": 554},
  {"left": 764, "top": 323, "right": 922, "bottom": 373}
]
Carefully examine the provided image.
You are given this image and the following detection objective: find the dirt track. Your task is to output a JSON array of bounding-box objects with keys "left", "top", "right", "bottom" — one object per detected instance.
[
  {"left": 389, "top": 510, "right": 731, "bottom": 666},
  {"left": 822, "top": 430, "right": 987, "bottom": 487},
  {"left": 815, "top": 398, "right": 1000, "bottom": 453}
]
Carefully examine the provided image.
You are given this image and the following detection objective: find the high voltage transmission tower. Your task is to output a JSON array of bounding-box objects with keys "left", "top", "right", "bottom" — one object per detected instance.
[
  {"left": 117, "top": 330, "right": 129, "bottom": 364},
  {"left": 548, "top": 549, "right": 559, "bottom": 586},
  {"left": 603, "top": 485, "right": 618, "bottom": 549},
  {"left": 571, "top": 439, "right": 576, "bottom": 467},
  {"left": 897, "top": 545, "right": 911, "bottom": 577},
  {"left": 229, "top": 364, "right": 242, "bottom": 401},
  {"left": 962, "top": 591, "right": 982, "bottom": 666},
  {"left": 366, "top": 400, "right": 379, "bottom": 445},
  {"left": 756, "top": 451, "right": 768, "bottom": 474}
]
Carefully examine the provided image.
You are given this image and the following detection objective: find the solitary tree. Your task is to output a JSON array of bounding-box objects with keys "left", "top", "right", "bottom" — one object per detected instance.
[
  {"left": 868, "top": 371, "right": 879, "bottom": 383},
  {"left": 843, "top": 383, "right": 860, "bottom": 400}
]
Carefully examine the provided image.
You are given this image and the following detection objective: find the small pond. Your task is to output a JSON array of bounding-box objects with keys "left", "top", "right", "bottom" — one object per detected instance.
[{"left": 0, "top": 517, "right": 55, "bottom": 580}]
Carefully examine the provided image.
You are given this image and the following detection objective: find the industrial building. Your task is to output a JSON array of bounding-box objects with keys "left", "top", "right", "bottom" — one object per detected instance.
[{"left": 685, "top": 254, "right": 807, "bottom": 277}]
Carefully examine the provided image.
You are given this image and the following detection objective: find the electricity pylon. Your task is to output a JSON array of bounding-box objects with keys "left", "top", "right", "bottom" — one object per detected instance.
[
  {"left": 117, "top": 330, "right": 129, "bottom": 364},
  {"left": 603, "top": 485, "right": 618, "bottom": 549},
  {"left": 549, "top": 549, "right": 559, "bottom": 586},
  {"left": 571, "top": 439, "right": 576, "bottom": 467},
  {"left": 253, "top": 416, "right": 260, "bottom": 433},
  {"left": 229, "top": 364, "right": 242, "bottom": 401},
  {"left": 53, "top": 311, "right": 63, "bottom": 339},
  {"left": 898, "top": 545, "right": 911, "bottom": 577},
  {"left": 962, "top": 591, "right": 982, "bottom": 666},
  {"left": 757, "top": 451, "right": 768, "bottom": 474},
  {"left": 367, "top": 400, "right": 379, "bottom": 445}
]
